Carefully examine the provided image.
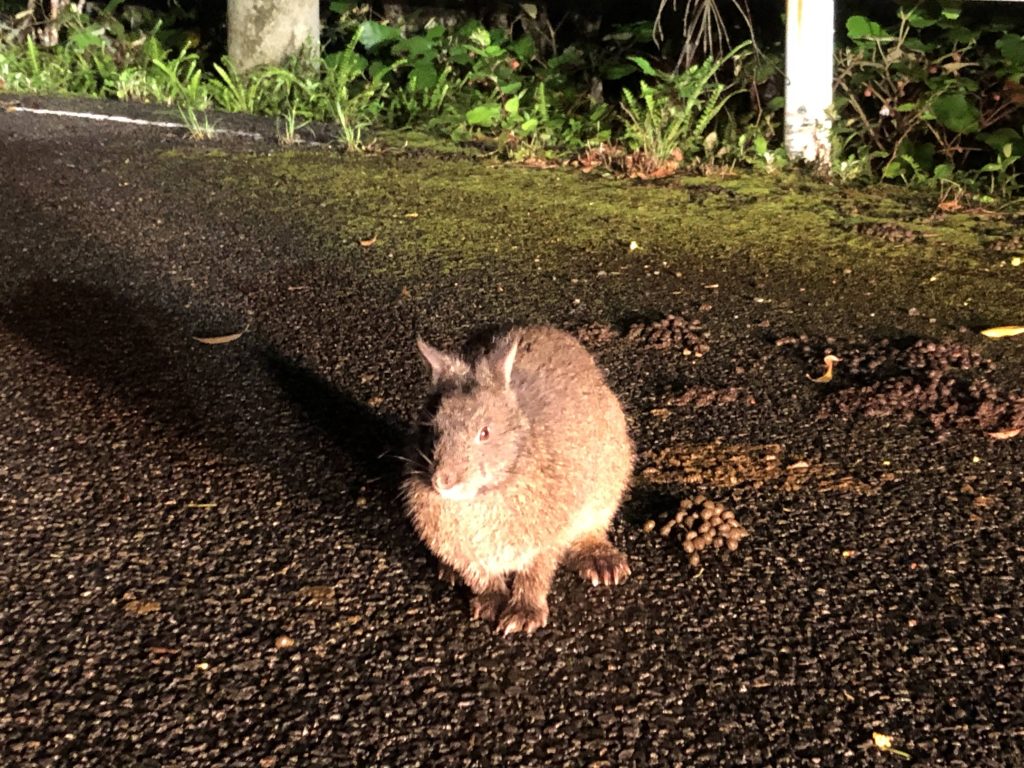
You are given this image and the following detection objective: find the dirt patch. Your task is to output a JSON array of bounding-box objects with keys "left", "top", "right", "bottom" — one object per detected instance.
[
  {"left": 639, "top": 440, "right": 786, "bottom": 489},
  {"left": 573, "top": 322, "right": 620, "bottom": 347},
  {"left": 638, "top": 440, "right": 890, "bottom": 497},
  {"left": 572, "top": 314, "right": 710, "bottom": 356},
  {"left": 626, "top": 314, "right": 710, "bottom": 355},
  {"left": 781, "top": 336, "right": 1024, "bottom": 437}
]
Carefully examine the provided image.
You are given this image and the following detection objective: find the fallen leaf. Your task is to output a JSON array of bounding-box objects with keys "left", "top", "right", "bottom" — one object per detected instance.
[
  {"left": 403, "top": 212, "right": 419, "bottom": 218},
  {"left": 787, "top": 460, "right": 811, "bottom": 471},
  {"left": 629, "top": 240, "right": 640, "bottom": 252},
  {"left": 980, "top": 325, "right": 1024, "bottom": 338},
  {"left": 937, "top": 199, "right": 962, "bottom": 213},
  {"left": 872, "top": 731, "right": 911, "bottom": 759},
  {"left": 359, "top": 235, "right": 377, "bottom": 247},
  {"left": 148, "top": 646, "right": 179, "bottom": 655},
  {"left": 193, "top": 330, "right": 245, "bottom": 345},
  {"left": 987, "top": 428, "right": 1021, "bottom": 440},
  {"left": 808, "top": 354, "right": 840, "bottom": 384},
  {"left": 186, "top": 502, "right": 216, "bottom": 509},
  {"left": 124, "top": 600, "right": 161, "bottom": 616}
]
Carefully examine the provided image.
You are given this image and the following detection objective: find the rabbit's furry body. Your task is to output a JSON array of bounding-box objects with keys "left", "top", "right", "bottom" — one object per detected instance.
[{"left": 403, "top": 325, "right": 633, "bottom": 634}]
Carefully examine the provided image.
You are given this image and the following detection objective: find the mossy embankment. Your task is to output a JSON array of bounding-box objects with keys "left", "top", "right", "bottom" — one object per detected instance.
[{"left": 157, "top": 143, "right": 1024, "bottom": 363}]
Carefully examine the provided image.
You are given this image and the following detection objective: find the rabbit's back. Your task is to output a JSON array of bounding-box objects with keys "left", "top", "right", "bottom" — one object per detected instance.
[{"left": 503, "top": 326, "right": 633, "bottom": 525}]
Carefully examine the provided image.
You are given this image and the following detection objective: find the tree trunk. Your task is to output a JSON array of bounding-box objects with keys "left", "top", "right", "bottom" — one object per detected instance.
[{"left": 227, "top": 0, "right": 320, "bottom": 73}]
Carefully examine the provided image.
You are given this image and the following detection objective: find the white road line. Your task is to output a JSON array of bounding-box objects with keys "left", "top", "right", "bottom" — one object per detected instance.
[{"left": 9, "top": 105, "right": 271, "bottom": 141}]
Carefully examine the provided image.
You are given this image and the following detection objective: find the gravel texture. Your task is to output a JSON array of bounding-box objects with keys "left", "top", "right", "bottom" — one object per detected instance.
[{"left": 1, "top": 97, "right": 1023, "bottom": 767}]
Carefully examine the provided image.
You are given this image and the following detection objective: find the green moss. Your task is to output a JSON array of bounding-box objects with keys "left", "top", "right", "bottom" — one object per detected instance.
[{"left": 156, "top": 144, "right": 1024, "bottom": 349}]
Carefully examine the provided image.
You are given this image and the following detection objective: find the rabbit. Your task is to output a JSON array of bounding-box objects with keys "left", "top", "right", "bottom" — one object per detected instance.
[{"left": 402, "top": 325, "right": 634, "bottom": 635}]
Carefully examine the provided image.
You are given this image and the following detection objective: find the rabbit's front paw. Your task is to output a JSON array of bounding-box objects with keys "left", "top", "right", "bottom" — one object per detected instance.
[
  {"left": 496, "top": 600, "right": 548, "bottom": 636},
  {"left": 569, "top": 540, "right": 631, "bottom": 587},
  {"left": 470, "top": 591, "right": 507, "bottom": 623}
]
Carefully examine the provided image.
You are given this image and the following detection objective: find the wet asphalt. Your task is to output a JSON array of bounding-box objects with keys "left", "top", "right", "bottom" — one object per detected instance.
[{"left": 1, "top": 97, "right": 1022, "bottom": 767}]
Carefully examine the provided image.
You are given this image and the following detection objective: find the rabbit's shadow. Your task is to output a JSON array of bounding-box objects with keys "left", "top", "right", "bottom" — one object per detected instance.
[{"left": 260, "top": 351, "right": 436, "bottom": 565}]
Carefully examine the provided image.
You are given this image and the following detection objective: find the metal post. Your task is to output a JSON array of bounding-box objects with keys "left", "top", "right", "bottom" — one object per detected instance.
[{"left": 784, "top": 0, "right": 835, "bottom": 167}]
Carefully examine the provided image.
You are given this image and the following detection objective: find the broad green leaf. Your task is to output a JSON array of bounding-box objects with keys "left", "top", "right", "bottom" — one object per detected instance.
[
  {"left": 902, "top": 6, "right": 937, "bottom": 28},
  {"left": 520, "top": 3, "right": 538, "bottom": 19},
  {"left": 942, "top": 26, "right": 977, "bottom": 45},
  {"left": 603, "top": 62, "right": 637, "bottom": 80},
  {"left": 939, "top": 0, "right": 960, "bottom": 20},
  {"left": 393, "top": 34, "right": 436, "bottom": 59},
  {"left": 882, "top": 159, "right": 905, "bottom": 179},
  {"left": 505, "top": 93, "right": 521, "bottom": 116},
  {"left": 846, "top": 15, "right": 886, "bottom": 40},
  {"left": 468, "top": 27, "right": 491, "bottom": 48},
  {"left": 931, "top": 92, "right": 980, "bottom": 134},
  {"left": 520, "top": 116, "right": 538, "bottom": 133},
  {"left": 978, "top": 127, "right": 1023, "bottom": 155},
  {"left": 997, "top": 33, "right": 1024, "bottom": 66},
  {"left": 509, "top": 36, "right": 535, "bottom": 62},
  {"left": 357, "top": 20, "right": 401, "bottom": 50},
  {"left": 627, "top": 55, "right": 660, "bottom": 78},
  {"left": 408, "top": 62, "right": 438, "bottom": 91},
  {"left": 466, "top": 102, "right": 501, "bottom": 126},
  {"left": 69, "top": 28, "right": 105, "bottom": 50}
]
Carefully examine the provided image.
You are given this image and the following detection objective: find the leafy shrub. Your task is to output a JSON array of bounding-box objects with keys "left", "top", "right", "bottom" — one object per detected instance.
[{"left": 834, "top": 2, "right": 1024, "bottom": 197}]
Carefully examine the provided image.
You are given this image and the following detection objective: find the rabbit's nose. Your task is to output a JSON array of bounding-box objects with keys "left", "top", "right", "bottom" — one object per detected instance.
[{"left": 433, "top": 469, "right": 458, "bottom": 494}]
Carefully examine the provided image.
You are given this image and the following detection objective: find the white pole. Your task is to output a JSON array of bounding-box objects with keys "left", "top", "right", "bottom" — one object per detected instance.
[{"left": 784, "top": 0, "right": 835, "bottom": 167}]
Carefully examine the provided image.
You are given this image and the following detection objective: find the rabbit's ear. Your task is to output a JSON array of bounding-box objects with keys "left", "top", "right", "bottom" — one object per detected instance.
[
  {"left": 495, "top": 333, "right": 520, "bottom": 389},
  {"left": 417, "top": 337, "right": 469, "bottom": 384}
]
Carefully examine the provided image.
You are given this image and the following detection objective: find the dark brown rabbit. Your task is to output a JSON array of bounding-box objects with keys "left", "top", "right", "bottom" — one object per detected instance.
[{"left": 403, "top": 326, "right": 634, "bottom": 635}]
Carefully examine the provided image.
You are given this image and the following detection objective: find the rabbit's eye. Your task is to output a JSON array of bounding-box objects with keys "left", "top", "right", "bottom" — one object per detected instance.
[{"left": 478, "top": 426, "right": 490, "bottom": 442}]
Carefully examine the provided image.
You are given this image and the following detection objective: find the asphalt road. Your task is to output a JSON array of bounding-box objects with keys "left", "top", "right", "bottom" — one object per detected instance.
[{"left": 1, "top": 96, "right": 1022, "bottom": 767}]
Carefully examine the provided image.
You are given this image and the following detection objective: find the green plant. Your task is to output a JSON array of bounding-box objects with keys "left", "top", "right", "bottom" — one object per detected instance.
[
  {"left": 319, "top": 34, "right": 398, "bottom": 149},
  {"left": 178, "top": 104, "right": 215, "bottom": 140},
  {"left": 150, "top": 46, "right": 208, "bottom": 109},
  {"left": 619, "top": 41, "right": 749, "bottom": 174},
  {"left": 834, "top": 2, "right": 1024, "bottom": 195},
  {"left": 977, "top": 127, "right": 1024, "bottom": 197},
  {"left": 209, "top": 58, "right": 263, "bottom": 113},
  {"left": 277, "top": 102, "right": 309, "bottom": 145}
]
